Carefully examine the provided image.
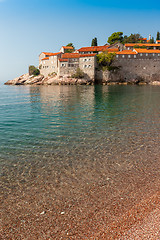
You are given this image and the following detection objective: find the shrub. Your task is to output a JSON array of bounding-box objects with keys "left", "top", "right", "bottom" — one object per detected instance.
[
  {"left": 71, "top": 68, "right": 84, "bottom": 78},
  {"left": 97, "top": 52, "right": 116, "bottom": 67},
  {"left": 48, "top": 72, "right": 57, "bottom": 77},
  {"left": 29, "top": 65, "right": 40, "bottom": 76}
]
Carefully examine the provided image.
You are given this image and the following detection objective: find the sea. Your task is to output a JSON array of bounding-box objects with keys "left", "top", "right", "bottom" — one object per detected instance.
[{"left": 0, "top": 83, "right": 160, "bottom": 238}]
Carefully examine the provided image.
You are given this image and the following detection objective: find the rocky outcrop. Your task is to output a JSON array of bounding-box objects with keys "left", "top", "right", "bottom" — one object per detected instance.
[{"left": 5, "top": 74, "right": 94, "bottom": 86}]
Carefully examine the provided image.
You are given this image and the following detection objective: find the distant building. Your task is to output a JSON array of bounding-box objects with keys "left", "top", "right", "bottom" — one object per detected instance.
[{"left": 38, "top": 39, "right": 160, "bottom": 80}]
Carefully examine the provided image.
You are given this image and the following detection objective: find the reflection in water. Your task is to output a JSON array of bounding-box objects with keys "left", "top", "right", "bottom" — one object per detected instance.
[{"left": 0, "top": 85, "right": 160, "bottom": 239}]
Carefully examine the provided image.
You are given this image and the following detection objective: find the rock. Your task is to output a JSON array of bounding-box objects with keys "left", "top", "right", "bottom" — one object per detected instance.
[
  {"left": 4, "top": 74, "right": 94, "bottom": 85},
  {"left": 150, "top": 81, "right": 160, "bottom": 85}
]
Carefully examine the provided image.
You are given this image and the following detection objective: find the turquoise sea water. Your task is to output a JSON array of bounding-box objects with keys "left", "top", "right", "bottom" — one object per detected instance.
[
  {"left": 1, "top": 84, "right": 160, "bottom": 238},
  {"left": 1, "top": 84, "right": 160, "bottom": 175}
]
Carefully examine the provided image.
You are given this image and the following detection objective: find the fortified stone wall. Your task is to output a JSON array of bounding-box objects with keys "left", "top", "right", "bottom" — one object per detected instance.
[{"left": 96, "top": 58, "right": 160, "bottom": 83}]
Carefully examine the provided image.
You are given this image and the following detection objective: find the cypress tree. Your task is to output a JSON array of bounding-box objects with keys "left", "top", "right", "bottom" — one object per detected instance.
[
  {"left": 94, "top": 37, "right": 97, "bottom": 46},
  {"left": 91, "top": 37, "right": 98, "bottom": 46},
  {"left": 156, "top": 31, "right": 160, "bottom": 40}
]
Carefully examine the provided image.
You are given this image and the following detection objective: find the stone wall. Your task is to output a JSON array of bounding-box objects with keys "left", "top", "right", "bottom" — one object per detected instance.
[
  {"left": 40, "top": 55, "right": 59, "bottom": 77},
  {"left": 58, "top": 59, "right": 79, "bottom": 77},
  {"left": 79, "top": 56, "right": 96, "bottom": 80},
  {"left": 58, "top": 56, "right": 96, "bottom": 81},
  {"left": 96, "top": 58, "right": 160, "bottom": 84}
]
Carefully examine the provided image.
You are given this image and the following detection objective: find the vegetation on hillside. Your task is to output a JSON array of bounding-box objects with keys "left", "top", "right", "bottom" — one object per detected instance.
[{"left": 107, "top": 32, "right": 159, "bottom": 44}]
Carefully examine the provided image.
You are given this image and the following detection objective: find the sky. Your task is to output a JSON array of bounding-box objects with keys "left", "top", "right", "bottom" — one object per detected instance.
[{"left": 0, "top": 0, "right": 160, "bottom": 82}]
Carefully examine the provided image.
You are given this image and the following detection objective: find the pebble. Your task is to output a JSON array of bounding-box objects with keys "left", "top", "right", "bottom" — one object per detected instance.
[{"left": 40, "top": 211, "right": 46, "bottom": 215}]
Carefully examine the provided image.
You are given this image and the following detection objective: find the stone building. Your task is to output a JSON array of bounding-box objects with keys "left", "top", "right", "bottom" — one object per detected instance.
[{"left": 39, "top": 42, "right": 160, "bottom": 83}]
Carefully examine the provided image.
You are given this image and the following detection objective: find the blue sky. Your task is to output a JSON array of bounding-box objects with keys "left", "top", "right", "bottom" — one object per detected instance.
[{"left": 0, "top": 0, "right": 160, "bottom": 82}]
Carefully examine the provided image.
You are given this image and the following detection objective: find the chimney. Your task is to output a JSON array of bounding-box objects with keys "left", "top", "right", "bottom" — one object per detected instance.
[{"left": 149, "top": 34, "right": 151, "bottom": 41}]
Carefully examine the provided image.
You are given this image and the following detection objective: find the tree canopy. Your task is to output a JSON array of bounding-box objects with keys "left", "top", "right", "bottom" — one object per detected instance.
[
  {"left": 97, "top": 52, "right": 116, "bottom": 67},
  {"left": 123, "top": 33, "right": 142, "bottom": 43},
  {"left": 29, "top": 65, "right": 40, "bottom": 76},
  {"left": 66, "top": 43, "right": 75, "bottom": 53},
  {"left": 156, "top": 31, "right": 160, "bottom": 41},
  {"left": 107, "top": 32, "right": 123, "bottom": 44},
  {"left": 91, "top": 37, "right": 98, "bottom": 46}
]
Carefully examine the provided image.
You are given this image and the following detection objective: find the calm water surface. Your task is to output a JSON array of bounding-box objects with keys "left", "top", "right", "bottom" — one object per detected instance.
[{"left": 0, "top": 84, "right": 160, "bottom": 238}]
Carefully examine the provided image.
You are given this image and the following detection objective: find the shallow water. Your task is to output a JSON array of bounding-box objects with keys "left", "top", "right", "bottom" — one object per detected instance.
[{"left": 0, "top": 84, "right": 160, "bottom": 238}]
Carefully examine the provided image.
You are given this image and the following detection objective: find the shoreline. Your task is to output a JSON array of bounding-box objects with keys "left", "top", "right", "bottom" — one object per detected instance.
[{"left": 4, "top": 73, "right": 160, "bottom": 86}]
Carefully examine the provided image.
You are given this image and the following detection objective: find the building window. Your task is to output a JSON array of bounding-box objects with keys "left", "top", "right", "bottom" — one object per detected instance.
[
  {"left": 61, "top": 63, "right": 66, "bottom": 67},
  {"left": 140, "top": 53, "right": 143, "bottom": 56},
  {"left": 88, "top": 65, "right": 92, "bottom": 68},
  {"left": 153, "top": 53, "right": 155, "bottom": 56},
  {"left": 128, "top": 55, "right": 131, "bottom": 58},
  {"left": 158, "top": 54, "right": 160, "bottom": 56},
  {"left": 51, "top": 61, "right": 53, "bottom": 64},
  {"left": 84, "top": 65, "right": 88, "bottom": 68},
  {"left": 116, "top": 55, "right": 119, "bottom": 58},
  {"left": 83, "top": 59, "right": 87, "bottom": 62},
  {"left": 146, "top": 53, "right": 148, "bottom": 56},
  {"left": 134, "top": 55, "right": 136, "bottom": 58},
  {"left": 122, "top": 55, "right": 125, "bottom": 58}
]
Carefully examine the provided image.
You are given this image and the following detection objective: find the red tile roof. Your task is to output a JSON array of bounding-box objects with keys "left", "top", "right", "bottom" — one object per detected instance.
[
  {"left": 42, "top": 52, "right": 61, "bottom": 56},
  {"left": 156, "top": 40, "right": 160, "bottom": 43},
  {"left": 139, "top": 38, "right": 147, "bottom": 41},
  {"left": 42, "top": 57, "right": 49, "bottom": 60},
  {"left": 62, "top": 53, "right": 81, "bottom": 58},
  {"left": 79, "top": 54, "right": 96, "bottom": 57},
  {"left": 134, "top": 48, "right": 160, "bottom": 53},
  {"left": 125, "top": 43, "right": 160, "bottom": 47},
  {"left": 107, "top": 48, "right": 119, "bottom": 52},
  {"left": 116, "top": 50, "right": 137, "bottom": 55},
  {"left": 61, "top": 53, "right": 96, "bottom": 59},
  {"left": 59, "top": 59, "right": 69, "bottom": 62},
  {"left": 78, "top": 46, "right": 110, "bottom": 52},
  {"left": 62, "top": 46, "right": 74, "bottom": 49}
]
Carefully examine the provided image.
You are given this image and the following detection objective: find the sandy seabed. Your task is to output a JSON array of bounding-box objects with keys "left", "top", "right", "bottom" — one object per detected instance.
[{"left": 1, "top": 147, "right": 160, "bottom": 239}]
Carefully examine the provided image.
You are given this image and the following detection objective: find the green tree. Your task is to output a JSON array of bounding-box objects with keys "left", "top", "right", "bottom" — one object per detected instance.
[
  {"left": 149, "top": 37, "right": 154, "bottom": 43},
  {"left": 97, "top": 52, "right": 116, "bottom": 67},
  {"left": 156, "top": 31, "right": 160, "bottom": 40},
  {"left": 65, "top": 43, "right": 75, "bottom": 53},
  {"left": 29, "top": 65, "right": 40, "bottom": 76},
  {"left": 91, "top": 37, "right": 98, "bottom": 46},
  {"left": 123, "top": 33, "right": 142, "bottom": 43},
  {"left": 107, "top": 32, "right": 123, "bottom": 44}
]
